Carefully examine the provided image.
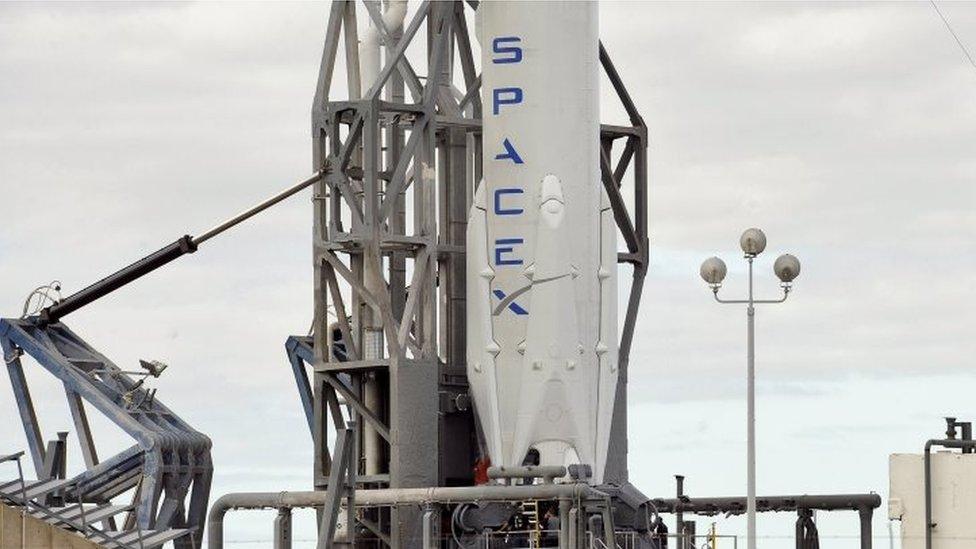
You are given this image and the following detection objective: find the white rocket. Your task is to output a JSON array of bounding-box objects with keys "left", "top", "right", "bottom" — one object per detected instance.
[{"left": 467, "top": 1, "right": 618, "bottom": 484}]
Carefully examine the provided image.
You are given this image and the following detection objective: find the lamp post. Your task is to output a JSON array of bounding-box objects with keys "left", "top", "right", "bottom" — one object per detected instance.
[{"left": 699, "top": 228, "right": 801, "bottom": 549}]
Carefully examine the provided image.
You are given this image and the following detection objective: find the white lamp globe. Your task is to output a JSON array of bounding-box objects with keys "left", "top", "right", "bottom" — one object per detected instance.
[
  {"left": 774, "top": 254, "right": 801, "bottom": 283},
  {"left": 739, "top": 228, "right": 767, "bottom": 256},
  {"left": 700, "top": 257, "right": 728, "bottom": 285}
]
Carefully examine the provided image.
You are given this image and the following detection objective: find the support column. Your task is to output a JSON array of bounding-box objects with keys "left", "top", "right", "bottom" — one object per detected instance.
[
  {"left": 389, "top": 358, "right": 439, "bottom": 545},
  {"left": 1, "top": 337, "right": 45, "bottom": 475},
  {"left": 859, "top": 506, "right": 873, "bottom": 549},
  {"left": 274, "top": 508, "right": 292, "bottom": 549}
]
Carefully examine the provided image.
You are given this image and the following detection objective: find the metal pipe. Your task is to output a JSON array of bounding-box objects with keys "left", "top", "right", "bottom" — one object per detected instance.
[
  {"left": 568, "top": 505, "right": 579, "bottom": 549},
  {"left": 558, "top": 498, "right": 571, "bottom": 548},
  {"left": 359, "top": 0, "right": 406, "bottom": 93},
  {"left": 358, "top": 1, "right": 406, "bottom": 478},
  {"left": 859, "top": 506, "right": 873, "bottom": 549},
  {"left": 274, "top": 508, "right": 292, "bottom": 549},
  {"left": 587, "top": 514, "right": 600, "bottom": 542},
  {"left": 208, "top": 483, "right": 607, "bottom": 549},
  {"left": 600, "top": 505, "right": 616, "bottom": 549},
  {"left": 675, "top": 475, "right": 684, "bottom": 549},
  {"left": 923, "top": 438, "right": 976, "bottom": 549},
  {"left": 422, "top": 504, "right": 434, "bottom": 549},
  {"left": 39, "top": 236, "right": 197, "bottom": 325},
  {"left": 746, "top": 256, "right": 757, "bottom": 549},
  {"left": 192, "top": 171, "right": 323, "bottom": 245},
  {"left": 959, "top": 422, "right": 972, "bottom": 453},
  {"left": 944, "top": 417, "right": 957, "bottom": 439},
  {"left": 652, "top": 493, "right": 882, "bottom": 515},
  {"left": 487, "top": 465, "right": 567, "bottom": 484},
  {"left": 38, "top": 171, "right": 323, "bottom": 325}
]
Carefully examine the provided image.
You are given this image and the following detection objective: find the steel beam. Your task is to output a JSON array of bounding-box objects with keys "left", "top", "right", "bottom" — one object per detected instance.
[
  {"left": 317, "top": 427, "right": 354, "bottom": 549},
  {"left": 0, "top": 319, "right": 212, "bottom": 548},
  {"left": 2, "top": 336, "right": 46, "bottom": 475},
  {"left": 299, "top": 3, "right": 652, "bottom": 547}
]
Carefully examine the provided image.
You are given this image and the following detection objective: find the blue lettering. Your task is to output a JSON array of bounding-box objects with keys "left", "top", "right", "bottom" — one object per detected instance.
[
  {"left": 492, "top": 36, "right": 523, "bottom": 64},
  {"left": 494, "top": 188, "right": 524, "bottom": 215},
  {"left": 494, "top": 238, "right": 524, "bottom": 266},
  {"left": 493, "top": 289, "right": 528, "bottom": 315},
  {"left": 495, "top": 138, "right": 524, "bottom": 164},
  {"left": 493, "top": 87, "right": 523, "bottom": 115}
]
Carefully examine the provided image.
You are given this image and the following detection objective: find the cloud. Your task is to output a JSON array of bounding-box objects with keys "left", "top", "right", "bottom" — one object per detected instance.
[
  {"left": 596, "top": 2, "right": 976, "bottom": 405},
  {"left": 1, "top": 3, "right": 975, "bottom": 547}
]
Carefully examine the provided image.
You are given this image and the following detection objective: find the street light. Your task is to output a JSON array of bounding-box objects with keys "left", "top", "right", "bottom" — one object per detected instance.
[{"left": 699, "top": 228, "right": 800, "bottom": 549}]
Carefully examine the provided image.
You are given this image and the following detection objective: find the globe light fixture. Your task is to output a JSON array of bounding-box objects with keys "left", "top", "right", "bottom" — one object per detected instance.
[
  {"left": 699, "top": 229, "right": 800, "bottom": 549},
  {"left": 699, "top": 256, "right": 728, "bottom": 287},
  {"left": 739, "top": 227, "right": 767, "bottom": 256},
  {"left": 774, "top": 253, "right": 801, "bottom": 284}
]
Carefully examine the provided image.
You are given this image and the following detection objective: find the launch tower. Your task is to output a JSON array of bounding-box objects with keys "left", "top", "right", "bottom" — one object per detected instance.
[{"left": 279, "top": 0, "right": 651, "bottom": 545}]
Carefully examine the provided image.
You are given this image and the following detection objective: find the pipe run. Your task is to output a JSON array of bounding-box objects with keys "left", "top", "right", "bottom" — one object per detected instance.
[
  {"left": 359, "top": 0, "right": 407, "bottom": 93},
  {"left": 652, "top": 493, "right": 881, "bottom": 515},
  {"left": 487, "top": 465, "right": 567, "bottom": 484},
  {"left": 655, "top": 492, "right": 881, "bottom": 549},
  {"left": 208, "top": 483, "right": 608, "bottom": 549}
]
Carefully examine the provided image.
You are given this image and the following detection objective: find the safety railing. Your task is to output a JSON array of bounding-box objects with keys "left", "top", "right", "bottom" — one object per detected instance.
[
  {"left": 650, "top": 532, "right": 739, "bottom": 549},
  {"left": 0, "top": 450, "right": 152, "bottom": 549}
]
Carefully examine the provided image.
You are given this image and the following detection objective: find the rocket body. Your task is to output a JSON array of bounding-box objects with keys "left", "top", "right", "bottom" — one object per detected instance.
[{"left": 467, "top": 1, "right": 618, "bottom": 484}]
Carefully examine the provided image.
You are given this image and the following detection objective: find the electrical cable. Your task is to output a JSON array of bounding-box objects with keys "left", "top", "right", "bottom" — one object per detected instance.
[
  {"left": 450, "top": 504, "right": 474, "bottom": 549},
  {"left": 930, "top": 0, "right": 976, "bottom": 74},
  {"left": 20, "top": 280, "right": 62, "bottom": 318}
]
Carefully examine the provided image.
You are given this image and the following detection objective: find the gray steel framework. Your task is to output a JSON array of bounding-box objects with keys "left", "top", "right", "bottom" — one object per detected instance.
[
  {"left": 0, "top": 319, "right": 212, "bottom": 548},
  {"left": 296, "top": 0, "right": 649, "bottom": 546}
]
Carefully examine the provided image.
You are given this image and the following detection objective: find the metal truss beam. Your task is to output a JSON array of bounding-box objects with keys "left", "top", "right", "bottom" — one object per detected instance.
[
  {"left": 294, "top": 1, "right": 651, "bottom": 545},
  {"left": 0, "top": 318, "right": 212, "bottom": 548}
]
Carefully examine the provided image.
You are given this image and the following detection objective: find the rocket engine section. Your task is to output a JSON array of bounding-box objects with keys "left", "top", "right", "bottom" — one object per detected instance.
[{"left": 467, "top": 1, "right": 618, "bottom": 484}]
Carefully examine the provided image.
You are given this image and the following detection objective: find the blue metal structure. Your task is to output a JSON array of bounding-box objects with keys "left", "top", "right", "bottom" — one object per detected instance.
[
  {"left": 285, "top": 334, "right": 354, "bottom": 442},
  {"left": 286, "top": 335, "right": 315, "bottom": 436},
  {"left": 0, "top": 318, "right": 212, "bottom": 548}
]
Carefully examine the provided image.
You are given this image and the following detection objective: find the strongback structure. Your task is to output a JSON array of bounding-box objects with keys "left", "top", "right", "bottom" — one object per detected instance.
[
  {"left": 0, "top": 319, "right": 212, "bottom": 548},
  {"left": 286, "top": 0, "right": 649, "bottom": 545}
]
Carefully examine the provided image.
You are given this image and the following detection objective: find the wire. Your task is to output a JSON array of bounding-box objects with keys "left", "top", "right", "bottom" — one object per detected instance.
[
  {"left": 20, "top": 280, "right": 62, "bottom": 319},
  {"left": 930, "top": 0, "right": 976, "bottom": 74},
  {"left": 305, "top": 306, "right": 339, "bottom": 337},
  {"left": 3, "top": 348, "right": 22, "bottom": 365}
]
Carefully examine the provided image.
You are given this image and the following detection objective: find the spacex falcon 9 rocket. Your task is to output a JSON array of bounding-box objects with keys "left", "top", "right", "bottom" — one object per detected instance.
[
  {"left": 467, "top": 1, "right": 620, "bottom": 483},
  {"left": 220, "top": 0, "right": 650, "bottom": 544},
  {"left": 1, "top": 0, "right": 653, "bottom": 546}
]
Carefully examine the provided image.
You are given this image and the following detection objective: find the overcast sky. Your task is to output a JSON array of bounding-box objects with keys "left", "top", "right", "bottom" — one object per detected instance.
[{"left": 1, "top": 2, "right": 975, "bottom": 547}]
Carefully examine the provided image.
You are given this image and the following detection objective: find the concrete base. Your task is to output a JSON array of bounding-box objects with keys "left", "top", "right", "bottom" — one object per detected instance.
[{"left": 1, "top": 503, "right": 102, "bottom": 549}]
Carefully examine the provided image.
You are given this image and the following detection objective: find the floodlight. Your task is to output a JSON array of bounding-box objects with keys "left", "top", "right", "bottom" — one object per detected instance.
[{"left": 139, "top": 359, "right": 169, "bottom": 378}]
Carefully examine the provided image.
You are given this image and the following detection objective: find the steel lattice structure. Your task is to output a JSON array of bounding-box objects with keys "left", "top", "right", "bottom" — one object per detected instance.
[
  {"left": 0, "top": 319, "right": 211, "bottom": 548},
  {"left": 285, "top": 0, "right": 649, "bottom": 544}
]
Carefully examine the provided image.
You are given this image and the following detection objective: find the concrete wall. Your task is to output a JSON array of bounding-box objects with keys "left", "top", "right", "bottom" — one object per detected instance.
[{"left": 1, "top": 502, "right": 102, "bottom": 549}]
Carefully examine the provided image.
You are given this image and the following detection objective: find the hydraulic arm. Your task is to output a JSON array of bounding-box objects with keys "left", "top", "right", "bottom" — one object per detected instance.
[{"left": 38, "top": 171, "right": 323, "bottom": 325}]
